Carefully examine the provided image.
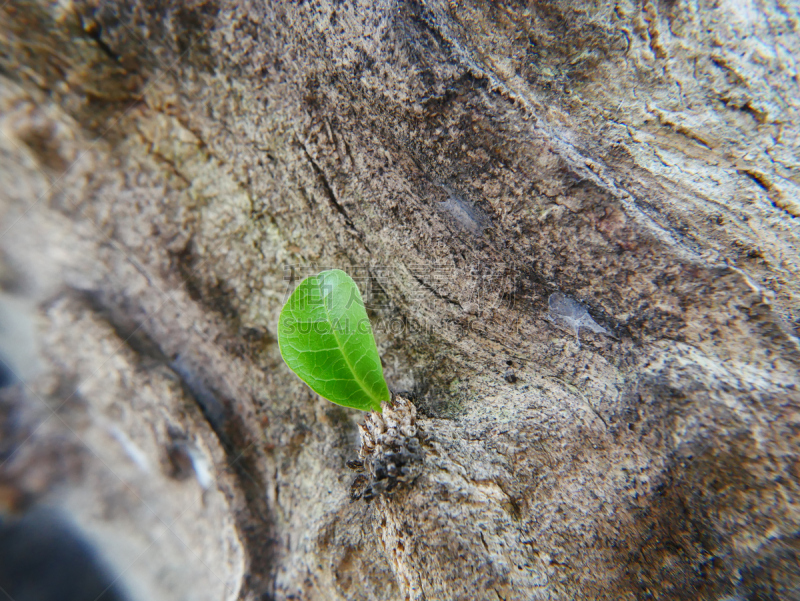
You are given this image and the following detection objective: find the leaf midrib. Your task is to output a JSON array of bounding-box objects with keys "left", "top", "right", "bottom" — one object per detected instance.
[{"left": 318, "top": 278, "right": 379, "bottom": 408}]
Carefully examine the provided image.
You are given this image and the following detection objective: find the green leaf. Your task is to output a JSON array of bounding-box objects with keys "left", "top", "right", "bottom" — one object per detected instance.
[{"left": 277, "top": 269, "right": 390, "bottom": 412}]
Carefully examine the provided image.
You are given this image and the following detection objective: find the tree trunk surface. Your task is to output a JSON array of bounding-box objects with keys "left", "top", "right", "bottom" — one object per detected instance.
[{"left": 1, "top": 1, "right": 799, "bottom": 600}]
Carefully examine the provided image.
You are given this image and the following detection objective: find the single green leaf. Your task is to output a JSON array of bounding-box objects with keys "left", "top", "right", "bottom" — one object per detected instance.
[{"left": 277, "top": 269, "right": 390, "bottom": 412}]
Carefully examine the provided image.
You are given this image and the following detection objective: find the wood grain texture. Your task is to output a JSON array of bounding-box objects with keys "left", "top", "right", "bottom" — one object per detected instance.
[{"left": 1, "top": 1, "right": 798, "bottom": 599}]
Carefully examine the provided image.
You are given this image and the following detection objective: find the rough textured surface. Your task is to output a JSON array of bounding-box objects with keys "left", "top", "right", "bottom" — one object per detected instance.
[
  {"left": 0, "top": 1, "right": 798, "bottom": 600},
  {"left": 353, "top": 396, "right": 423, "bottom": 502}
]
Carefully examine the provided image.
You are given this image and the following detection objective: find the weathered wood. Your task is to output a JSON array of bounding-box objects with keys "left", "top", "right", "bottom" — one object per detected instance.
[{"left": 1, "top": 1, "right": 798, "bottom": 599}]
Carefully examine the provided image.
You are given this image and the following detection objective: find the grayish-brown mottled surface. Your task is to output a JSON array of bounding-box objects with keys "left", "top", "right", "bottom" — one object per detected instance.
[{"left": 1, "top": 1, "right": 798, "bottom": 600}]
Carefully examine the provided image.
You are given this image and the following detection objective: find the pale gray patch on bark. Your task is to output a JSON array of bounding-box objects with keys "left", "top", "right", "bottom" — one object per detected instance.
[
  {"left": 437, "top": 194, "right": 491, "bottom": 236},
  {"left": 547, "top": 292, "right": 610, "bottom": 345}
]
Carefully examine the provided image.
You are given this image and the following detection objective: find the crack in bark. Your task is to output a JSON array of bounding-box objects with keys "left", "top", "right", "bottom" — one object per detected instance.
[
  {"left": 739, "top": 169, "right": 799, "bottom": 219},
  {"left": 411, "top": 273, "right": 463, "bottom": 310},
  {"left": 300, "top": 140, "right": 372, "bottom": 253}
]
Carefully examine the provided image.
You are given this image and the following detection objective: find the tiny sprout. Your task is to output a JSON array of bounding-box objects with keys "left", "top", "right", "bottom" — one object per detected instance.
[{"left": 277, "top": 269, "right": 391, "bottom": 412}]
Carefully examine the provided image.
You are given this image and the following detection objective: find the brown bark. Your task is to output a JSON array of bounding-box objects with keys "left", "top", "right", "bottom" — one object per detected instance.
[{"left": 1, "top": 1, "right": 799, "bottom": 600}]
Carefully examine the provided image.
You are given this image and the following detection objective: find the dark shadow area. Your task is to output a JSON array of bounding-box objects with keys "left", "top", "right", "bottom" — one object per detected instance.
[{"left": 0, "top": 509, "right": 129, "bottom": 601}]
